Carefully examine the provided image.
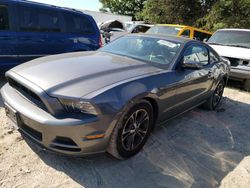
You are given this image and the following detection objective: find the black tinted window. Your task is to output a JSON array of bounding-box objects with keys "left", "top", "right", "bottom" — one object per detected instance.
[
  {"left": 0, "top": 5, "right": 9, "bottom": 30},
  {"left": 19, "top": 6, "right": 60, "bottom": 32},
  {"left": 194, "top": 31, "right": 211, "bottom": 41},
  {"left": 64, "top": 13, "right": 95, "bottom": 34},
  {"left": 180, "top": 29, "right": 190, "bottom": 38},
  {"left": 131, "top": 25, "right": 150, "bottom": 33}
]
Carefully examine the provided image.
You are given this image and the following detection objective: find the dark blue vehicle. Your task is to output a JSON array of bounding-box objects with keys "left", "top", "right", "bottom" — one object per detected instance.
[{"left": 0, "top": 0, "right": 102, "bottom": 74}]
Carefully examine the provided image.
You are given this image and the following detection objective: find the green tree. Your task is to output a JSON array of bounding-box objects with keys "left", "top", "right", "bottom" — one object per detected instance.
[
  {"left": 204, "top": 0, "right": 250, "bottom": 31},
  {"left": 99, "top": 0, "right": 146, "bottom": 20},
  {"left": 200, "top": 0, "right": 219, "bottom": 15},
  {"left": 140, "top": 0, "right": 202, "bottom": 25}
]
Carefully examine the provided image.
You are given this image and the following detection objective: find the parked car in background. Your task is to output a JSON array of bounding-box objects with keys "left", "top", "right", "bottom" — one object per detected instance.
[
  {"left": 101, "top": 22, "right": 152, "bottom": 44},
  {"left": 147, "top": 24, "right": 212, "bottom": 41},
  {"left": 124, "top": 21, "right": 148, "bottom": 31},
  {"left": 129, "top": 24, "right": 152, "bottom": 34},
  {"left": 0, "top": 0, "right": 101, "bottom": 74},
  {"left": 208, "top": 29, "right": 250, "bottom": 91},
  {"left": 1, "top": 34, "right": 229, "bottom": 159}
]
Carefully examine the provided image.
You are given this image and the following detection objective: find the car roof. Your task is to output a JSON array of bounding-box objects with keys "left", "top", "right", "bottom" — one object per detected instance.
[
  {"left": 126, "top": 33, "right": 195, "bottom": 44},
  {"left": 157, "top": 24, "right": 186, "bottom": 28},
  {"left": 217, "top": 28, "right": 250, "bottom": 32},
  {"left": 154, "top": 24, "right": 213, "bottom": 34},
  {"left": 5, "top": 0, "right": 90, "bottom": 16}
]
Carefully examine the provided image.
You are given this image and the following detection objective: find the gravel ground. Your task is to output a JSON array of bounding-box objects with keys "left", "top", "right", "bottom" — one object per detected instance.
[{"left": 0, "top": 78, "right": 250, "bottom": 188}]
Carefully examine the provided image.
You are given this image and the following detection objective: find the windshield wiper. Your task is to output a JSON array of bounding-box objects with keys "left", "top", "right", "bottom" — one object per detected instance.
[
  {"left": 207, "top": 42, "right": 223, "bottom": 45},
  {"left": 208, "top": 42, "right": 250, "bottom": 49},
  {"left": 223, "top": 44, "right": 250, "bottom": 49}
]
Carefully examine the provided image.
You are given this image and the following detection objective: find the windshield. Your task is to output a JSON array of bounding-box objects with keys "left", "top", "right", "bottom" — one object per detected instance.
[
  {"left": 125, "top": 23, "right": 134, "bottom": 31},
  {"left": 146, "top": 26, "right": 183, "bottom": 36},
  {"left": 208, "top": 30, "right": 250, "bottom": 48},
  {"left": 100, "top": 36, "right": 182, "bottom": 67}
]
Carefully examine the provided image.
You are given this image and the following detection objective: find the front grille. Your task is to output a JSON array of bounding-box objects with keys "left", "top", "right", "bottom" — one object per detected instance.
[
  {"left": 7, "top": 77, "right": 47, "bottom": 111},
  {"left": 19, "top": 123, "right": 43, "bottom": 142},
  {"left": 226, "top": 57, "right": 239, "bottom": 66},
  {"left": 224, "top": 57, "right": 250, "bottom": 67}
]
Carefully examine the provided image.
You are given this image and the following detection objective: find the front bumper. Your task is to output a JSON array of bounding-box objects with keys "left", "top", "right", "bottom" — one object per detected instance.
[
  {"left": 1, "top": 84, "right": 115, "bottom": 156},
  {"left": 229, "top": 67, "right": 250, "bottom": 81}
]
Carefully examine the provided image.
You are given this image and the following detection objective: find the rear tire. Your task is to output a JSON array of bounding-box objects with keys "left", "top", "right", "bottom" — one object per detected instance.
[
  {"left": 244, "top": 79, "right": 250, "bottom": 92},
  {"left": 203, "top": 80, "right": 225, "bottom": 110},
  {"left": 107, "top": 100, "right": 154, "bottom": 159}
]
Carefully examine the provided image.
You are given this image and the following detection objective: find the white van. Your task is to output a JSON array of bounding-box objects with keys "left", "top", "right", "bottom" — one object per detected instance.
[{"left": 208, "top": 29, "right": 250, "bottom": 91}]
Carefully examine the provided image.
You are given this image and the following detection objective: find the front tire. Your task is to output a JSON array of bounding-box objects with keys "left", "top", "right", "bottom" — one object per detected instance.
[
  {"left": 107, "top": 100, "right": 154, "bottom": 159},
  {"left": 203, "top": 79, "right": 225, "bottom": 110},
  {"left": 244, "top": 79, "right": 250, "bottom": 92}
]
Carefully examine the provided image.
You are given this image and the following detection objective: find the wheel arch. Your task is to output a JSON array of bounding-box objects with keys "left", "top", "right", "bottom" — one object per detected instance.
[{"left": 143, "top": 97, "right": 159, "bottom": 127}]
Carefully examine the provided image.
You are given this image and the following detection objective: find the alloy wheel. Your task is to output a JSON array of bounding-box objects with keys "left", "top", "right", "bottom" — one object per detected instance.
[
  {"left": 121, "top": 109, "right": 150, "bottom": 151},
  {"left": 213, "top": 81, "right": 225, "bottom": 108}
]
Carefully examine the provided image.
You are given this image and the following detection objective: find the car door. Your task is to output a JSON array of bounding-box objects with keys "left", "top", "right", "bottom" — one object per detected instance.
[
  {"left": 38, "top": 8, "right": 66, "bottom": 55},
  {"left": 168, "top": 44, "right": 215, "bottom": 114},
  {"left": 61, "top": 12, "right": 100, "bottom": 52},
  {"left": 15, "top": 5, "right": 64, "bottom": 63},
  {"left": 0, "top": 3, "right": 18, "bottom": 73}
]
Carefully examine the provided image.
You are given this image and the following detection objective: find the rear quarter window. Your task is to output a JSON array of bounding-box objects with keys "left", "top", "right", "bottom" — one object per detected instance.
[
  {"left": 63, "top": 13, "right": 95, "bottom": 34},
  {"left": 180, "top": 29, "right": 191, "bottom": 38},
  {"left": 0, "top": 5, "right": 9, "bottom": 30},
  {"left": 18, "top": 6, "right": 60, "bottom": 32}
]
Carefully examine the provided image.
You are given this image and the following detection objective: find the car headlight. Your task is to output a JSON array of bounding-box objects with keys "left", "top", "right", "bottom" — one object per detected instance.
[{"left": 59, "top": 99, "right": 98, "bottom": 115}]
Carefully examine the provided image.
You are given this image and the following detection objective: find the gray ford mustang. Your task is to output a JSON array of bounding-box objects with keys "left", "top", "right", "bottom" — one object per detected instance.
[{"left": 1, "top": 34, "right": 230, "bottom": 159}]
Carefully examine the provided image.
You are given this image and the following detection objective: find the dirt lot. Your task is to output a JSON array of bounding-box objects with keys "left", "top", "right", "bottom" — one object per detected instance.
[{"left": 0, "top": 78, "right": 250, "bottom": 188}]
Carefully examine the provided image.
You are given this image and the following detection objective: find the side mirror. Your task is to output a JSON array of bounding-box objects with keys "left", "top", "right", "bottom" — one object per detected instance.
[
  {"left": 109, "top": 31, "right": 114, "bottom": 36},
  {"left": 203, "top": 38, "right": 208, "bottom": 43},
  {"left": 182, "top": 60, "right": 202, "bottom": 69}
]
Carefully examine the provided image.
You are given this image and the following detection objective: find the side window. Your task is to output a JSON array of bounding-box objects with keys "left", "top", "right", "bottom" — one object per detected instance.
[
  {"left": 180, "top": 29, "right": 190, "bottom": 38},
  {"left": 0, "top": 5, "right": 9, "bottom": 30},
  {"left": 194, "top": 31, "right": 211, "bottom": 41},
  {"left": 184, "top": 45, "right": 209, "bottom": 66},
  {"left": 210, "top": 51, "right": 220, "bottom": 64},
  {"left": 202, "top": 33, "right": 211, "bottom": 41},
  {"left": 132, "top": 26, "right": 150, "bottom": 33},
  {"left": 194, "top": 31, "right": 202, "bottom": 41},
  {"left": 64, "top": 13, "right": 95, "bottom": 34},
  {"left": 18, "top": 6, "right": 60, "bottom": 32}
]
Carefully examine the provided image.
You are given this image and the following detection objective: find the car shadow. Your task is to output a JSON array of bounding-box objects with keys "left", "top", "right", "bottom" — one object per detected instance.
[
  {"left": 24, "top": 97, "right": 250, "bottom": 188},
  {"left": 227, "top": 79, "right": 247, "bottom": 92}
]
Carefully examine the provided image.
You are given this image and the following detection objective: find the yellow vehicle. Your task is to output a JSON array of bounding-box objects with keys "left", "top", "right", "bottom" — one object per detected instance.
[{"left": 147, "top": 24, "right": 213, "bottom": 41}]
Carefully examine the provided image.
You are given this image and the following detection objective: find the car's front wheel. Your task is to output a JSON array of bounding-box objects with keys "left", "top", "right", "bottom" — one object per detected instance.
[{"left": 107, "top": 100, "right": 154, "bottom": 159}]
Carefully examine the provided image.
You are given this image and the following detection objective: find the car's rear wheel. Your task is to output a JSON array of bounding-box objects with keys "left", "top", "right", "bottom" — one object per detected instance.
[
  {"left": 244, "top": 79, "right": 250, "bottom": 92},
  {"left": 203, "top": 79, "right": 225, "bottom": 110},
  {"left": 107, "top": 100, "right": 154, "bottom": 159}
]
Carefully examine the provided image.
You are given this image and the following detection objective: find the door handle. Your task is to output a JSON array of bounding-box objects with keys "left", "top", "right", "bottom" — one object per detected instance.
[{"left": 208, "top": 70, "right": 213, "bottom": 78}]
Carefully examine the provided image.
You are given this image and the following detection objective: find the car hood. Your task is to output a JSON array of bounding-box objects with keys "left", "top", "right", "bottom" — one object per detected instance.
[
  {"left": 209, "top": 45, "right": 250, "bottom": 60},
  {"left": 10, "top": 51, "right": 162, "bottom": 98}
]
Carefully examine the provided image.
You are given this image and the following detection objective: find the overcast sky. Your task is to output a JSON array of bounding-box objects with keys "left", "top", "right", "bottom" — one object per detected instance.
[{"left": 29, "top": 0, "right": 102, "bottom": 11}]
